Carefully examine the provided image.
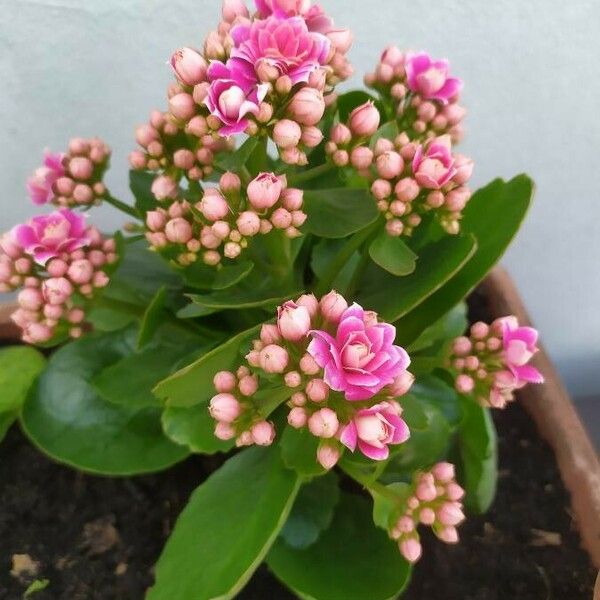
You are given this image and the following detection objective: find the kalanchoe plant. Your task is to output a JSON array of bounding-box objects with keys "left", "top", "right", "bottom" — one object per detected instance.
[{"left": 0, "top": 0, "right": 544, "bottom": 598}]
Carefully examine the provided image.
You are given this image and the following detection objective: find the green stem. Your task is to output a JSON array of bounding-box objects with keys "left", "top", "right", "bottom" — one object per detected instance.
[
  {"left": 340, "top": 462, "right": 397, "bottom": 501},
  {"left": 314, "top": 220, "right": 379, "bottom": 297},
  {"left": 287, "top": 162, "right": 335, "bottom": 186},
  {"left": 103, "top": 192, "right": 140, "bottom": 219}
]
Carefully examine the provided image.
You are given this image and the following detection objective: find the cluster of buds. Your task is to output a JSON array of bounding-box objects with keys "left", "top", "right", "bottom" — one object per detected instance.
[
  {"left": 449, "top": 317, "right": 544, "bottom": 409},
  {"left": 324, "top": 100, "right": 381, "bottom": 173},
  {"left": 208, "top": 291, "right": 415, "bottom": 469},
  {"left": 370, "top": 135, "right": 473, "bottom": 237},
  {"left": 145, "top": 171, "right": 306, "bottom": 267},
  {"left": 365, "top": 48, "right": 465, "bottom": 143},
  {"left": 129, "top": 109, "right": 232, "bottom": 182},
  {"left": 0, "top": 210, "right": 117, "bottom": 344},
  {"left": 27, "top": 138, "right": 111, "bottom": 207},
  {"left": 388, "top": 462, "right": 465, "bottom": 563}
]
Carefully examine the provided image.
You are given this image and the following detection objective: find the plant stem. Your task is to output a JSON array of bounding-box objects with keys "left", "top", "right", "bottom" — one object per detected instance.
[
  {"left": 314, "top": 220, "right": 379, "bottom": 297},
  {"left": 340, "top": 461, "right": 398, "bottom": 501},
  {"left": 103, "top": 192, "right": 140, "bottom": 219},
  {"left": 288, "top": 162, "right": 335, "bottom": 186}
]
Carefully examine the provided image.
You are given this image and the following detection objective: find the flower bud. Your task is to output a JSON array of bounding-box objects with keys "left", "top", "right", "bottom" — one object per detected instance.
[
  {"left": 214, "top": 370, "right": 236, "bottom": 393},
  {"left": 288, "top": 88, "right": 326, "bottom": 126},
  {"left": 308, "top": 408, "right": 339, "bottom": 438},
  {"left": 209, "top": 393, "right": 241, "bottom": 423},
  {"left": 146, "top": 210, "right": 166, "bottom": 232},
  {"left": 431, "top": 462, "right": 455, "bottom": 483},
  {"left": 306, "top": 378, "right": 329, "bottom": 402},
  {"left": 301, "top": 126, "right": 323, "bottom": 148},
  {"left": 69, "top": 157, "right": 94, "bottom": 181},
  {"left": 349, "top": 101, "right": 381, "bottom": 137},
  {"left": 171, "top": 47, "right": 207, "bottom": 86},
  {"left": 18, "top": 288, "right": 43, "bottom": 311},
  {"left": 288, "top": 407, "right": 307, "bottom": 429},
  {"left": 239, "top": 375, "right": 258, "bottom": 397},
  {"left": 165, "top": 218, "right": 193, "bottom": 244},
  {"left": 237, "top": 211, "right": 261, "bottom": 237},
  {"left": 42, "top": 277, "right": 73, "bottom": 305},
  {"left": 395, "top": 178, "right": 420, "bottom": 202},
  {"left": 327, "top": 28, "right": 353, "bottom": 53},
  {"left": 388, "top": 371, "right": 414, "bottom": 397},
  {"left": 199, "top": 190, "right": 229, "bottom": 220},
  {"left": 281, "top": 188, "right": 304, "bottom": 211},
  {"left": 215, "top": 421, "right": 235, "bottom": 440},
  {"left": 247, "top": 172, "right": 282, "bottom": 210},
  {"left": 259, "top": 344, "right": 289, "bottom": 373},
  {"left": 251, "top": 421, "right": 276, "bottom": 446},
  {"left": 273, "top": 119, "right": 302, "bottom": 149},
  {"left": 260, "top": 324, "right": 281, "bottom": 345},
  {"left": 319, "top": 290, "right": 348, "bottom": 323},
  {"left": 399, "top": 539, "right": 422, "bottom": 563},
  {"left": 376, "top": 151, "right": 404, "bottom": 179},
  {"left": 151, "top": 175, "right": 177, "bottom": 201},
  {"left": 316, "top": 443, "right": 341, "bottom": 470},
  {"left": 271, "top": 208, "right": 292, "bottom": 229},
  {"left": 67, "top": 259, "right": 94, "bottom": 284},
  {"left": 220, "top": 172, "right": 241, "bottom": 193},
  {"left": 350, "top": 146, "right": 374, "bottom": 170},
  {"left": 169, "top": 93, "right": 196, "bottom": 121},
  {"left": 277, "top": 301, "right": 311, "bottom": 341},
  {"left": 222, "top": 0, "right": 250, "bottom": 22},
  {"left": 455, "top": 374, "right": 475, "bottom": 394},
  {"left": 437, "top": 502, "right": 465, "bottom": 526}
]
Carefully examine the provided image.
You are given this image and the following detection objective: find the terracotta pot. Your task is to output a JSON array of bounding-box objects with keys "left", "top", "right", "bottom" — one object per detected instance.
[
  {"left": 1, "top": 269, "right": 599, "bottom": 569},
  {"left": 483, "top": 267, "right": 600, "bottom": 569}
]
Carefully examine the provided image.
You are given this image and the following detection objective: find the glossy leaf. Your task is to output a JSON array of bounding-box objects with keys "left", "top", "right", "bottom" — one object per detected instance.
[
  {"left": 369, "top": 231, "right": 417, "bottom": 276},
  {"left": 280, "top": 472, "right": 340, "bottom": 550},
  {"left": 303, "top": 188, "right": 379, "bottom": 238},
  {"left": 129, "top": 170, "right": 156, "bottom": 216},
  {"left": 0, "top": 411, "right": 17, "bottom": 443},
  {"left": 408, "top": 303, "right": 467, "bottom": 353},
  {"left": 214, "top": 136, "right": 259, "bottom": 172},
  {"left": 357, "top": 235, "right": 477, "bottom": 322},
  {"left": 137, "top": 286, "right": 167, "bottom": 349},
  {"left": 148, "top": 446, "right": 301, "bottom": 600},
  {"left": 280, "top": 425, "right": 327, "bottom": 478},
  {"left": 372, "top": 482, "right": 411, "bottom": 530},
  {"left": 153, "top": 324, "right": 262, "bottom": 407},
  {"left": 396, "top": 175, "right": 534, "bottom": 345},
  {"left": 20, "top": 330, "right": 188, "bottom": 475},
  {"left": 311, "top": 238, "right": 361, "bottom": 292},
  {"left": 187, "top": 287, "right": 298, "bottom": 311},
  {"left": 267, "top": 494, "right": 411, "bottom": 600},
  {"left": 161, "top": 404, "right": 234, "bottom": 454},
  {"left": 459, "top": 398, "right": 498, "bottom": 513},
  {"left": 370, "top": 120, "right": 400, "bottom": 148},
  {"left": 411, "top": 375, "right": 462, "bottom": 428},
  {"left": 0, "top": 346, "right": 46, "bottom": 412},
  {"left": 182, "top": 261, "right": 254, "bottom": 291}
]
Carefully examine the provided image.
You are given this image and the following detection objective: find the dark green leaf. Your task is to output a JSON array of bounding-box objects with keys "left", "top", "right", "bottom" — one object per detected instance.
[
  {"left": 396, "top": 175, "right": 534, "bottom": 345},
  {"left": 186, "top": 288, "right": 298, "bottom": 311},
  {"left": 370, "top": 120, "right": 400, "bottom": 148},
  {"left": 182, "top": 261, "right": 254, "bottom": 291},
  {"left": 267, "top": 494, "right": 411, "bottom": 600},
  {"left": 0, "top": 411, "right": 17, "bottom": 443},
  {"left": 303, "top": 188, "right": 379, "bottom": 238},
  {"left": 148, "top": 446, "right": 301, "bottom": 600},
  {"left": 153, "top": 324, "right": 262, "bottom": 407},
  {"left": 400, "top": 395, "right": 429, "bottom": 430},
  {"left": 129, "top": 170, "right": 156, "bottom": 216},
  {"left": 214, "top": 137, "right": 259, "bottom": 171},
  {"left": 372, "top": 482, "right": 411, "bottom": 530},
  {"left": 280, "top": 472, "right": 340, "bottom": 549},
  {"left": 20, "top": 330, "right": 188, "bottom": 475},
  {"left": 311, "top": 238, "right": 361, "bottom": 291},
  {"left": 280, "top": 426, "right": 327, "bottom": 478},
  {"left": 357, "top": 235, "right": 477, "bottom": 322},
  {"left": 23, "top": 578, "right": 50, "bottom": 598},
  {"left": 408, "top": 303, "right": 467, "bottom": 353},
  {"left": 137, "top": 286, "right": 167, "bottom": 349},
  {"left": 458, "top": 398, "right": 498, "bottom": 513},
  {"left": 176, "top": 302, "right": 218, "bottom": 319},
  {"left": 411, "top": 375, "right": 462, "bottom": 428},
  {"left": 0, "top": 346, "right": 46, "bottom": 412},
  {"left": 369, "top": 231, "right": 417, "bottom": 276}
]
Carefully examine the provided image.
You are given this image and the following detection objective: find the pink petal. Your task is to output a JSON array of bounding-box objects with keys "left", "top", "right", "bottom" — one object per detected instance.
[
  {"left": 358, "top": 440, "right": 389, "bottom": 461},
  {"left": 340, "top": 422, "right": 357, "bottom": 451}
]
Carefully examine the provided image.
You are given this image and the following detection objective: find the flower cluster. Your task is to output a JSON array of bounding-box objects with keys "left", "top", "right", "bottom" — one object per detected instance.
[
  {"left": 449, "top": 317, "right": 544, "bottom": 409},
  {"left": 27, "top": 138, "right": 111, "bottom": 207},
  {"left": 388, "top": 462, "right": 465, "bottom": 563},
  {"left": 0, "top": 210, "right": 117, "bottom": 344},
  {"left": 145, "top": 171, "right": 306, "bottom": 267},
  {"left": 365, "top": 48, "right": 465, "bottom": 143},
  {"left": 209, "top": 291, "right": 415, "bottom": 468}
]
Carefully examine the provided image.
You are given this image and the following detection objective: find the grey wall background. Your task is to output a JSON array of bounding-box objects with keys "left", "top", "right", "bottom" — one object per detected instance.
[{"left": 1, "top": 0, "right": 599, "bottom": 397}]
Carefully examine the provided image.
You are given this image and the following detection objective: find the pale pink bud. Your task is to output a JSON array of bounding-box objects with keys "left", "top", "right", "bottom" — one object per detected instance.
[
  {"left": 376, "top": 151, "right": 404, "bottom": 179},
  {"left": 291, "top": 392, "right": 307, "bottom": 406},
  {"left": 371, "top": 179, "right": 392, "bottom": 200},
  {"left": 238, "top": 375, "right": 258, "bottom": 396},
  {"left": 288, "top": 88, "right": 326, "bottom": 126},
  {"left": 399, "top": 539, "right": 422, "bottom": 563},
  {"left": 165, "top": 218, "right": 193, "bottom": 244},
  {"left": 445, "top": 188, "right": 471, "bottom": 212},
  {"left": 308, "top": 407, "right": 338, "bottom": 438},
  {"left": 224, "top": 242, "right": 241, "bottom": 259},
  {"left": 308, "top": 68, "right": 327, "bottom": 90},
  {"left": 220, "top": 172, "right": 241, "bottom": 193},
  {"left": 173, "top": 149, "right": 195, "bottom": 170},
  {"left": 330, "top": 123, "right": 352, "bottom": 146},
  {"left": 67, "top": 259, "right": 94, "bottom": 284},
  {"left": 209, "top": 393, "right": 241, "bottom": 423},
  {"left": 45, "top": 259, "right": 67, "bottom": 277},
  {"left": 93, "top": 271, "right": 109, "bottom": 288},
  {"left": 18, "top": 288, "right": 43, "bottom": 311},
  {"left": 288, "top": 407, "right": 307, "bottom": 428},
  {"left": 349, "top": 101, "right": 381, "bottom": 137},
  {"left": 199, "top": 191, "right": 229, "bottom": 220},
  {"left": 151, "top": 175, "right": 177, "bottom": 201},
  {"left": 395, "top": 178, "right": 420, "bottom": 202},
  {"left": 455, "top": 374, "right": 475, "bottom": 394},
  {"left": 271, "top": 208, "right": 292, "bottom": 229},
  {"left": 296, "top": 293, "right": 318, "bottom": 317},
  {"left": 332, "top": 150, "right": 349, "bottom": 167},
  {"left": 169, "top": 93, "right": 196, "bottom": 121},
  {"left": 171, "top": 47, "right": 207, "bottom": 86},
  {"left": 437, "top": 526, "right": 459, "bottom": 544},
  {"left": 471, "top": 321, "right": 489, "bottom": 339},
  {"left": 350, "top": 146, "right": 374, "bottom": 170},
  {"left": 215, "top": 421, "right": 236, "bottom": 440},
  {"left": 246, "top": 172, "right": 283, "bottom": 210},
  {"left": 277, "top": 301, "right": 311, "bottom": 341},
  {"left": 284, "top": 371, "right": 302, "bottom": 388},
  {"left": 42, "top": 277, "right": 73, "bottom": 305},
  {"left": 388, "top": 371, "right": 414, "bottom": 397},
  {"left": 44, "top": 304, "right": 63, "bottom": 320},
  {"left": 419, "top": 507, "right": 436, "bottom": 525},
  {"left": 222, "top": 0, "right": 249, "bottom": 21},
  {"left": 274, "top": 119, "right": 302, "bottom": 149},
  {"left": 306, "top": 378, "right": 329, "bottom": 402},
  {"left": 146, "top": 210, "right": 166, "bottom": 232},
  {"left": 73, "top": 184, "right": 93, "bottom": 204},
  {"left": 26, "top": 322, "right": 53, "bottom": 344},
  {"left": 452, "top": 336, "right": 472, "bottom": 356},
  {"left": 319, "top": 290, "right": 348, "bottom": 323},
  {"left": 186, "top": 115, "right": 209, "bottom": 137},
  {"left": 301, "top": 126, "right": 323, "bottom": 148},
  {"left": 69, "top": 157, "right": 94, "bottom": 181},
  {"left": 251, "top": 421, "right": 275, "bottom": 446},
  {"left": 446, "top": 482, "right": 465, "bottom": 501},
  {"left": 316, "top": 443, "right": 341, "bottom": 470},
  {"left": 260, "top": 323, "right": 281, "bottom": 345},
  {"left": 235, "top": 211, "right": 260, "bottom": 237},
  {"left": 437, "top": 502, "right": 465, "bottom": 526},
  {"left": 213, "top": 370, "right": 237, "bottom": 393},
  {"left": 465, "top": 355, "right": 479, "bottom": 371},
  {"left": 432, "top": 462, "right": 455, "bottom": 483},
  {"left": 259, "top": 344, "right": 289, "bottom": 373},
  {"left": 416, "top": 478, "right": 438, "bottom": 503}
]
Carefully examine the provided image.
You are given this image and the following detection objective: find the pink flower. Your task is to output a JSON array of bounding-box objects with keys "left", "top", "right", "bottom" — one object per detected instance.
[
  {"left": 230, "top": 16, "right": 330, "bottom": 85},
  {"left": 205, "top": 61, "right": 269, "bottom": 135},
  {"left": 255, "top": 0, "right": 311, "bottom": 18},
  {"left": 308, "top": 302, "right": 411, "bottom": 401},
  {"left": 412, "top": 136, "right": 456, "bottom": 189},
  {"left": 340, "top": 401, "right": 409, "bottom": 460},
  {"left": 500, "top": 316, "right": 544, "bottom": 387},
  {"left": 405, "top": 52, "right": 463, "bottom": 105},
  {"left": 12, "top": 209, "right": 90, "bottom": 265},
  {"left": 27, "top": 151, "right": 65, "bottom": 205}
]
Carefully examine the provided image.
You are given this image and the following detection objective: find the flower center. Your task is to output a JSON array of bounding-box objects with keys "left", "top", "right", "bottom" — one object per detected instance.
[
  {"left": 356, "top": 414, "right": 390, "bottom": 446},
  {"left": 42, "top": 220, "right": 70, "bottom": 243},
  {"left": 418, "top": 66, "right": 446, "bottom": 94},
  {"left": 218, "top": 86, "right": 246, "bottom": 119}
]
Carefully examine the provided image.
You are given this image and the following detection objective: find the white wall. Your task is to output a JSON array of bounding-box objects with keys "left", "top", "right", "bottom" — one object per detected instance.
[{"left": 1, "top": 0, "right": 599, "bottom": 396}]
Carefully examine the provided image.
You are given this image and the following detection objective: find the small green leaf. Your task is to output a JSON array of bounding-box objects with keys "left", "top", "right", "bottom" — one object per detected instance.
[
  {"left": 458, "top": 398, "right": 498, "bottom": 513},
  {"left": 23, "top": 578, "right": 50, "bottom": 598},
  {"left": 153, "top": 324, "right": 262, "bottom": 407},
  {"left": 182, "top": 261, "right": 254, "bottom": 291},
  {"left": 370, "top": 120, "right": 400, "bottom": 148},
  {"left": 372, "top": 482, "right": 411, "bottom": 530},
  {"left": 0, "top": 346, "right": 46, "bottom": 412},
  {"left": 369, "top": 231, "right": 417, "bottom": 276},
  {"left": 148, "top": 446, "right": 301, "bottom": 600},
  {"left": 396, "top": 175, "right": 534, "bottom": 345},
  {"left": 162, "top": 404, "right": 234, "bottom": 454},
  {"left": 129, "top": 170, "right": 156, "bottom": 216},
  {"left": 280, "top": 472, "right": 341, "bottom": 549},
  {"left": 280, "top": 426, "right": 326, "bottom": 477},
  {"left": 0, "top": 410, "right": 17, "bottom": 443},
  {"left": 267, "top": 494, "right": 411, "bottom": 600},
  {"left": 137, "top": 286, "right": 167, "bottom": 349},
  {"left": 214, "top": 136, "right": 259, "bottom": 171},
  {"left": 303, "top": 188, "right": 379, "bottom": 238},
  {"left": 186, "top": 288, "right": 298, "bottom": 311}
]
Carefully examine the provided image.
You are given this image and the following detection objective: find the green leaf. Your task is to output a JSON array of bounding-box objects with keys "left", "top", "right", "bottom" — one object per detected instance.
[
  {"left": 458, "top": 398, "right": 498, "bottom": 513},
  {"left": 400, "top": 395, "right": 429, "bottom": 430},
  {"left": 280, "top": 426, "right": 327, "bottom": 478},
  {"left": 176, "top": 302, "right": 218, "bottom": 319},
  {"left": 153, "top": 324, "right": 262, "bottom": 407},
  {"left": 20, "top": 330, "right": 188, "bottom": 475},
  {"left": 0, "top": 346, "right": 46, "bottom": 412},
  {"left": 411, "top": 375, "right": 462, "bottom": 428},
  {"left": 137, "top": 286, "right": 167, "bottom": 349},
  {"left": 186, "top": 287, "right": 298, "bottom": 311},
  {"left": 0, "top": 411, "right": 17, "bottom": 443},
  {"left": 148, "top": 446, "right": 301, "bottom": 600},
  {"left": 303, "top": 188, "right": 379, "bottom": 238},
  {"left": 214, "top": 136, "right": 259, "bottom": 171},
  {"left": 369, "top": 231, "right": 417, "bottom": 276},
  {"left": 311, "top": 238, "right": 361, "bottom": 292},
  {"left": 267, "top": 494, "right": 411, "bottom": 600},
  {"left": 181, "top": 261, "right": 254, "bottom": 291},
  {"left": 357, "top": 235, "right": 477, "bottom": 322},
  {"left": 372, "top": 482, "right": 411, "bottom": 530},
  {"left": 280, "top": 472, "right": 340, "bottom": 550},
  {"left": 161, "top": 403, "right": 234, "bottom": 454},
  {"left": 23, "top": 578, "right": 50, "bottom": 598},
  {"left": 408, "top": 302, "right": 467, "bottom": 353},
  {"left": 370, "top": 120, "right": 399, "bottom": 149},
  {"left": 396, "top": 175, "right": 534, "bottom": 345},
  {"left": 129, "top": 170, "right": 156, "bottom": 216}
]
